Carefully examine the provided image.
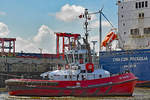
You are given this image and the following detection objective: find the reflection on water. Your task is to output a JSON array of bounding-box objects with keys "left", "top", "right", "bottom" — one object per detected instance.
[{"left": 1, "top": 88, "right": 150, "bottom": 100}]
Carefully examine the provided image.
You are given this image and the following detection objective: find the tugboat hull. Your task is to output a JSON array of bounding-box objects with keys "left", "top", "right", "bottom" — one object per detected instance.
[{"left": 6, "top": 73, "right": 137, "bottom": 97}]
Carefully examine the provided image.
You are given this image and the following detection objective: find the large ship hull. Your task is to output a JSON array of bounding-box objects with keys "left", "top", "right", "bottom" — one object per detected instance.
[
  {"left": 100, "top": 49, "right": 150, "bottom": 87},
  {"left": 5, "top": 73, "right": 137, "bottom": 97}
]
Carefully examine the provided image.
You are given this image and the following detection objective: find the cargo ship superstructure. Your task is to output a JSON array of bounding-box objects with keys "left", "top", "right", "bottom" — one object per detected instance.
[{"left": 100, "top": 0, "right": 150, "bottom": 87}]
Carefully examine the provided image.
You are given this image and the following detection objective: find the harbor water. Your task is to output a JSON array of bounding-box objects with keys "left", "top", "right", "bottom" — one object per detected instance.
[{"left": 1, "top": 88, "right": 150, "bottom": 100}]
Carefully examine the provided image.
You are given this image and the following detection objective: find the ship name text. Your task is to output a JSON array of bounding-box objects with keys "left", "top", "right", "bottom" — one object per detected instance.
[{"left": 113, "top": 56, "right": 148, "bottom": 62}]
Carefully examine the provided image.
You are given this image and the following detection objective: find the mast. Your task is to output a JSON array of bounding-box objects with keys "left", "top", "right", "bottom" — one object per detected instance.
[
  {"left": 79, "top": 9, "right": 92, "bottom": 63},
  {"left": 79, "top": 9, "right": 91, "bottom": 42},
  {"left": 81, "top": 9, "right": 104, "bottom": 52},
  {"left": 84, "top": 9, "right": 89, "bottom": 41},
  {"left": 99, "top": 10, "right": 102, "bottom": 51},
  {"left": 79, "top": 9, "right": 114, "bottom": 63},
  {"left": 84, "top": 9, "right": 92, "bottom": 63}
]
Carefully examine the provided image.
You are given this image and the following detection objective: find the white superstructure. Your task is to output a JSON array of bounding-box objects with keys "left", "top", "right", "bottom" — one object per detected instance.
[
  {"left": 117, "top": 0, "right": 150, "bottom": 49},
  {"left": 40, "top": 47, "right": 110, "bottom": 81}
]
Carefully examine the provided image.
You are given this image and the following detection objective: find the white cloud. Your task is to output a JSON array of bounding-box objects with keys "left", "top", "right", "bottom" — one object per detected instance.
[
  {"left": 0, "top": 11, "right": 6, "bottom": 16},
  {"left": 0, "top": 22, "right": 39, "bottom": 53},
  {"left": 33, "top": 25, "right": 56, "bottom": 53},
  {"left": 102, "top": 21, "right": 111, "bottom": 27},
  {"left": 16, "top": 37, "right": 38, "bottom": 53},
  {"left": 0, "top": 22, "right": 56, "bottom": 53},
  {"left": 89, "top": 20, "right": 111, "bottom": 29},
  {"left": 56, "top": 4, "right": 85, "bottom": 22},
  {"left": 16, "top": 25, "right": 56, "bottom": 54},
  {"left": 33, "top": 25, "right": 54, "bottom": 42},
  {"left": 0, "top": 22, "right": 9, "bottom": 37}
]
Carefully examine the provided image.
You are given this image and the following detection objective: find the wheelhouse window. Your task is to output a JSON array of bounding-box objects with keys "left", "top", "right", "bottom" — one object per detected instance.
[
  {"left": 74, "top": 54, "right": 79, "bottom": 63},
  {"left": 64, "top": 75, "right": 67, "bottom": 79},
  {"left": 142, "top": 13, "right": 144, "bottom": 18},
  {"left": 130, "top": 28, "right": 139, "bottom": 35},
  {"left": 142, "top": 1, "right": 144, "bottom": 8},
  {"left": 144, "top": 28, "right": 150, "bottom": 34},
  {"left": 136, "top": 1, "right": 148, "bottom": 9},
  {"left": 79, "top": 54, "right": 83, "bottom": 64},
  {"left": 139, "top": 13, "right": 144, "bottom": 18},
  {"left": 136, "top": 2, "right": 138, "bottom": 8},
  {"left": 66, "top": 54, "right": 73, "bottom": 63},
  {"left": 139, "top": 2, "right": 141, "bottom": 8},
  {"left": 81, "top": 70, "right": 86, "bottom": 73},
  {"left": 145, "top": 1, "right": 148, "bottom": 7}
]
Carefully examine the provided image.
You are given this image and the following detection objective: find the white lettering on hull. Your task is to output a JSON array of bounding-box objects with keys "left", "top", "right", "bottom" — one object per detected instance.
[{"left": 113, "top": 56, "right": 148, "bottom": 62}]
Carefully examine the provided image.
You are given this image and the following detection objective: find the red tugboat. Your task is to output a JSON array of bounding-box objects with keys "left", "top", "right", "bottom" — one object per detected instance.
[
  {"left": 6, "top": 73, "right": 137, "bottom": 96},
  {"left": 5, "top": 9, "right": 137, "bottom": 97}
]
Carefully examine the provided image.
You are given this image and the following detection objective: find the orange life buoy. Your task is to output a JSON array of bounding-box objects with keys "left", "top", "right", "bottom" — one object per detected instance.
[{"left": 86, "top": 63, "right": 94, "bottom": 72}]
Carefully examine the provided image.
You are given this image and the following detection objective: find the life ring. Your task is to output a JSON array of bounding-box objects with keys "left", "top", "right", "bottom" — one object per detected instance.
[
  {"left": 65, "top": 64, "right": 70, "bottom": 69},
  {"left": 58, "top": 66, "right": 61, "bottom": 70},
  {"left": 86, "top": 63, "right": 94, "bottom": 72}
]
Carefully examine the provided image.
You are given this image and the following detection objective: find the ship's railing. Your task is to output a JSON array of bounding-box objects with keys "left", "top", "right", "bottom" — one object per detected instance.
[{"left": 45, "top": 74, "right": 106, "bottom": 81}]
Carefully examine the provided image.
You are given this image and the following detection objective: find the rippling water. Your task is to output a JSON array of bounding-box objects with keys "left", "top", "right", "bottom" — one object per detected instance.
[
  {"left": 0, "top": 92, "right": 8, "bottom": 100},
  {"left": 1, "top": 88, "right": 150, "bottom": 100}
]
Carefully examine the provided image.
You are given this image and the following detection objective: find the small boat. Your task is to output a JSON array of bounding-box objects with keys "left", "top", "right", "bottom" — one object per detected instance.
[{"left": 5, "top": 9, "right": 137, "bottom": 97}]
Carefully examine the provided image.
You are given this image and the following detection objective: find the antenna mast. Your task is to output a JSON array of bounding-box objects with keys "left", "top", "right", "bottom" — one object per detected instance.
[
  {"left": 79, "top": 9, "right": 91, "bottom": 42},
  {"left": 84, "top": 9, "right": 89, "bottom": 41}
]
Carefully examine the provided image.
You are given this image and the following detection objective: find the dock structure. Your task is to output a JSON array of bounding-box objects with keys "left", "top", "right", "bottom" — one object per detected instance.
[
  {"left": 55, "top": 32, "right": 80, "bottom": 59},
  {"left": 0, "top": 38, "right": 66, "bottom": 88},
  {"left": 0, "top": 38, "right": 16, "bottom": 56}
]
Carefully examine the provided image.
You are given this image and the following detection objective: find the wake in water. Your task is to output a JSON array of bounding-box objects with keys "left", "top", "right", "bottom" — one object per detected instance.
[{"left": 0, "top": 92, "right": 8, "bottom": 100}]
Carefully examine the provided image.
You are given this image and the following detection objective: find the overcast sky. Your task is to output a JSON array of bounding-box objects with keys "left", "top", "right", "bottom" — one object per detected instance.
[{"left": 0, "top": 0, "right": 118, "bottom": 53}]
